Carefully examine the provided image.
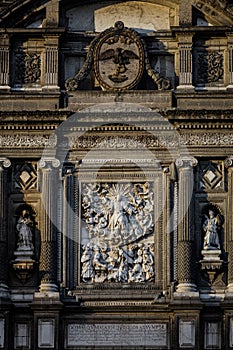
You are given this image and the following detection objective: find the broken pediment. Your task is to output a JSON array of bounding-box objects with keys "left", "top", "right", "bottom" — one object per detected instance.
[{"left": 193, "top": 0, "right": 233, "bottom": 26}]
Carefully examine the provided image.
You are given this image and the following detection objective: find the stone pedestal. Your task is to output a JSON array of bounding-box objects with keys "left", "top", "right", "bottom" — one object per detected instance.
[
  {"left": 12, "top": 248, "right": 35, "bottom": 283},
  {"left": 200, "top": 249, "right": 223, "bottom": 285}
]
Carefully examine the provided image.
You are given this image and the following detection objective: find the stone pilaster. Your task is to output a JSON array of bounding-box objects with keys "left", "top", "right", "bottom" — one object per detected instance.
[
  {"left": 0, "top": 158, "right": 11, "bottom": 298},
  {"left": 224, "top": 156, "right": 233, "bottom": 292},
  {"left": 175, "top": 157, "right": 198, "bottom": 294},
  {"left": 62, "top": 166, "right": 75, "bottom": 290},
  {"left": 38, "top": 158, "right": 60, "bottom": 293},
  {"left": 42, "top": 35, "right": 60, "bottom": 91},
  {"left": 227, "top": 34, "right": 233, "bottom": 90},
  {"left": 0, "top": 34, "right": 10, "bottom": 91},
  {"left": 176, "top": 33, "right": 194, "bottom": 90}
]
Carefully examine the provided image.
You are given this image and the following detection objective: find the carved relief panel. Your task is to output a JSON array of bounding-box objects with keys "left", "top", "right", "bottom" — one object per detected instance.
[
  {"left": 80, "top": 181, "right": 155, "bottom": 284},
  {"left": 11, "top": 39, "right": 43, "bottom": 89},
  {"left": 193, "top": 37, "right": 226, "bottom": 88}
]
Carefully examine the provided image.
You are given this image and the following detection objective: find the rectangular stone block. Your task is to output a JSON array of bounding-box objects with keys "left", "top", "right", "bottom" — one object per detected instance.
[{"left": 66, "top": 322, "right": 168, "bottom": 348}]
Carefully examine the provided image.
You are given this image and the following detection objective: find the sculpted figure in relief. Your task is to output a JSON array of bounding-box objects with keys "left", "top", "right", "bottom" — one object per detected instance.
[
  {"left": 82, "top": 182, "right": 154, "bottom": 246},
  {"left": 81, "top": 241, "right": 154, "bottom": 283},
  {"left": 203, "top": 210, "right": 221, "bottom": 250},
  {"left": 16, "top": 210, "right": 34, "bottom": 250}
]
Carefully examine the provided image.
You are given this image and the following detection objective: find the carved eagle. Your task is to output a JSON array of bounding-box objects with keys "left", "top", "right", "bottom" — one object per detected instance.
[{"left": 99, "top": 47, "right": 139, "bottom": 64}]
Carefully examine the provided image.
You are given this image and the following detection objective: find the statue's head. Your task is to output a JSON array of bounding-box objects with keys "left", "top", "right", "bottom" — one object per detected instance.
[{"left": 209, "top": 210, "right": 215, "bottom": 218}]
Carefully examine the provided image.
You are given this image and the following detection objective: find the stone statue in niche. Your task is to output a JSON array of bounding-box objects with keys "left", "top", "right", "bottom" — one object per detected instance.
[
  {"left": 16, "top": 209, "right": 34, "bottom": 251},
  {"left": 203, "top": 210, "right": 221, "bottom": 250}
]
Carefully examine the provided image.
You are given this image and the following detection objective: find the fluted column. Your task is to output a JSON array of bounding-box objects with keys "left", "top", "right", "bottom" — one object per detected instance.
[
  {"left": 38, "top": 158, "right": 60, "bottom": 293},
  {"left": 42, "top": 35, "right": 60, "bottom": 92},
  {"left": 175, "top": 157, "right": 198, "bottom": 294},
  {"left": 176, "top": 33, "right": 194, "bottom": 90},
  {"left": 0, "top": 158, "right": 11, "bottom": 298},
  {"left": 0, "top": 34, "right": 10, "bottom": 91},
  {"left": 227, "top": 33, "right": 233, "bottom": 89},
  {"left": 224, "top": 156, "right": 233, "bottom": 292}
]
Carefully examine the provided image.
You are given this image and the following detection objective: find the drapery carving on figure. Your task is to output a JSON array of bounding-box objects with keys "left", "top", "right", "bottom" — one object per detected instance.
[
  {"left": 16, "top": 209, "right": 34, "bottom": 251},
  {"left": 81, "top": 182, "right": 154, "bottom": 283},
  {"left": 82, "top": 182, "right": 154, "bottom": 246},
  {"left": 203, "top": 210, "right": 222, "bottom": 250},
  {"left": 81, "top": 241, "right": 154, "bottom": 283}
]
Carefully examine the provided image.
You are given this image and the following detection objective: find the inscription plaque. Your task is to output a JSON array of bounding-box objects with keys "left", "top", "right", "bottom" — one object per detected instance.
[{"left": 66, "top": 323, "right": 168, "bottom": 348}]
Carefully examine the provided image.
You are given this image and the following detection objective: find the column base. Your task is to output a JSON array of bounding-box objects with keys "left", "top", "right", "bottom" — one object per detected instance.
[
  {"left": 226, "top": 283, "right": 233, "bottom": 297},
  {"left": 0, "top": 283, "right": 9, "bottom": 298},
  {"left": 175, "top": 283, "right": 198, "bottom": 296},
  {"left": 39, "top": 282, "right": 58, "bottom": 293},
  {"left": 0, "top": 85, "right": 10, "bottom": 92}
]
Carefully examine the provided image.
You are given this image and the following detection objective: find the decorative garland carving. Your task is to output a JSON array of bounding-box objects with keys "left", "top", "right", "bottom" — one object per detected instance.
[
  {"left": 65, "top": 21, "right": 170, "bottom": 92},
  {"left": 15, "top": 52, "right": 41, "bottom": 84},
  {"left": 68, "top": 132, "right": 233, "bottom": 150},
  {"left": 197, "top": 51, "right": 223, "bottom": 83}
]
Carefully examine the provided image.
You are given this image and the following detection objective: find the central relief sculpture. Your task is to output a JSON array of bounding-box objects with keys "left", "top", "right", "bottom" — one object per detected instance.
[{"left": 81, "top": 182, "right": 154, "bottom": 283}]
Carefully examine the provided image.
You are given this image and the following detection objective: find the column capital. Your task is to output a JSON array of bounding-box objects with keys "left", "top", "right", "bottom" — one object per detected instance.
[
  {"left": 38, "top": 158, "right": 60, "bottom": 169},
  {"left": 224, "top": 156, "right": 233, "bottom": 168},
  {"left": 0, "top": 158, "right": 11, "bottom": 169},
  {"left": 176, "top": 32, "right": 194, "bottom": 43},
  {"left": 175, "top": 157, "right": 198, "bottom": 169}
]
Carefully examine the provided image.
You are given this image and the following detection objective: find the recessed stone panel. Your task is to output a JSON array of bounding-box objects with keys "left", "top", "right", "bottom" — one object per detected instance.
[{"left": 66, "top": 323, "right": 168, "bottom": 348}]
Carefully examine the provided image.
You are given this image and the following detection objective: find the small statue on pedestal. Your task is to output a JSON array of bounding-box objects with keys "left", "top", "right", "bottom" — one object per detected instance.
[
  {"left": 16, "top": 209, "right": 34, "bottom": 251},
  {"left": 13, "top": 208, "right": 35, "bottom": 282},
  {"left": 203, "top": 210, "right": 221, "bottom": 250},
  {"left": 200, "top": 208, "right": 223, "bottom": 286}
]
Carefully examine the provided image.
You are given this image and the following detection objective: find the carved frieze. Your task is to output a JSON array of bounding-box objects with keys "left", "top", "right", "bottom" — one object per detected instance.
[
  {"left": 15, "top": 52, "right": 41, "bottom": 84},
  {"left": 69, "top": 132, "right": 233, "bottom": 150},
  {"left": 0, "top": 134, "right": 57, "bottom": 148},
  {"left": 197, "top": 51, "right": 223, "bottom": 84}
]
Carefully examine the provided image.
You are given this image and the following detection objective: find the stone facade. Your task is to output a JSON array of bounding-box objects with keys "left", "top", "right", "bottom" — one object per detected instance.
[{"left": 1, "top": 0, "right": 233, "bottom": 349}]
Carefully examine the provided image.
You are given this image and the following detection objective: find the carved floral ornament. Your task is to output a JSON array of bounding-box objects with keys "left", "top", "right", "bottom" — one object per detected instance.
[{"left": 65, "top": 21, "right": 170, "bottom": 92}]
